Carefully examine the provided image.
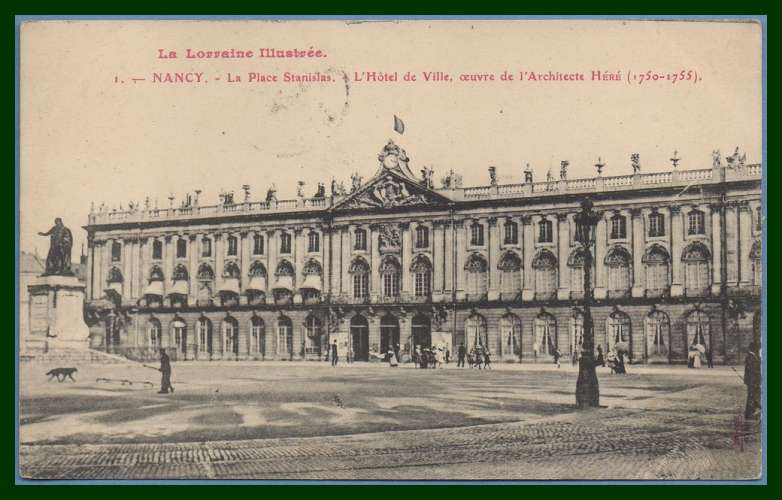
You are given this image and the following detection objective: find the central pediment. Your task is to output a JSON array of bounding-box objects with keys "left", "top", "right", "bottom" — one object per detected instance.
[
  {"left": 332, "top": 169, "right": 451, "bottom": 211},
  {"left": 331, "top": 140, "right": 451, "bottom": 211}
]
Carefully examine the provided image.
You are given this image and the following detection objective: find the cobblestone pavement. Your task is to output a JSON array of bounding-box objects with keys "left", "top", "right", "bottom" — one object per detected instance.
[{"left": 19, "top": 364, "right": 763, "bottom": 481}]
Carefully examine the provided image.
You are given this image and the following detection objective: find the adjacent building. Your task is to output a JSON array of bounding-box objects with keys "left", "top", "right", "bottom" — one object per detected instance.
[{"left": 82, "top": 141, "right": 763, "bottom": 364}]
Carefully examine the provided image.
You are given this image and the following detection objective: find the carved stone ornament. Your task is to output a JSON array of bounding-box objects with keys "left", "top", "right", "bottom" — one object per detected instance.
[{"left": 343, "top": 175, "right": 430, "bottom": 209}]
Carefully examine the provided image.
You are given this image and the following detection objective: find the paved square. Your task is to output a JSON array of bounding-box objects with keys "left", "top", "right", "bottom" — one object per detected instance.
[{"left": 19, "top": 361, "right": 761, "bottom": 480}]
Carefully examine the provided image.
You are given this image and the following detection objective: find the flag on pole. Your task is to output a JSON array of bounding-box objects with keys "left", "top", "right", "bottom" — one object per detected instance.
[{"left": 393, "top": 115, "right": 405, "bottom": 135}]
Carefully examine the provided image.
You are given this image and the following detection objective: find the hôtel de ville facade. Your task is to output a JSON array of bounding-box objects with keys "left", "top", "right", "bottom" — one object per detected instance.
[{"left": 77, "top": 139, "right": 763, "bottom": 365}]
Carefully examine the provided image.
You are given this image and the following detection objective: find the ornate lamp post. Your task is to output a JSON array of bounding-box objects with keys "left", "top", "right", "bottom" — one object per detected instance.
[{"left": 574, "top": 198, "right": 602, "bottom": 408}]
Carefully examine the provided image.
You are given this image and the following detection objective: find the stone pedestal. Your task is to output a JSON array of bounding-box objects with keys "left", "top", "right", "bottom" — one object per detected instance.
[{"left": 26, "top": 275, "right": 90, "bottom": 354}]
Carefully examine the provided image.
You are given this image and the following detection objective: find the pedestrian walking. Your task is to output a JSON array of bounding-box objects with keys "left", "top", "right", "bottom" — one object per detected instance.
[
  {"left": 330, "top": 340, "right": 338, "bottom": 366},
  {"left": 744, "top": 342, "right": 761, "bottom": 420},
  {"left": 445, "top": 346, "right": 450, "bottom": 364},
  {"left": 483, "top": 350, "right": 492, "bottom": 369},
  {"left": 706, "top": 348, "right": 714, "bottom": 368},
  {"left": 387, "top": 348, "right": 399, "bottom": 367},
  {"left": 157, "top": 348, "right": 174, "bottom": 394},
  {"left": 533, "top": 341, "right": 540, "bottom": 363},
  {"left": 457, "top": 343, "right": 466, "bottom": 368},
  {"left": 596, "top": 345, "right": 605, "bottom": 367},
  {"left": 553, "top": 348, "right": 562, "bottom": 368}
]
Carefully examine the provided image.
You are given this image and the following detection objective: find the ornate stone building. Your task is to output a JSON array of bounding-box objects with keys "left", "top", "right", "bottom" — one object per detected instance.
[{"left": 83, "top": 141, "right": 762, "bottom": 364}]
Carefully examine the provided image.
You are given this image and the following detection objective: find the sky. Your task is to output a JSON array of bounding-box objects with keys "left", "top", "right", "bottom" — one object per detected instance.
[{"left": 19, "top": 19, "right": 763, "bottom": 257}]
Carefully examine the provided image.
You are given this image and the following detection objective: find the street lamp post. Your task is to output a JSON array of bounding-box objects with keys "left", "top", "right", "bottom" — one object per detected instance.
[{"left": 574, "top": 198, "right": 602, "bottom": 408}]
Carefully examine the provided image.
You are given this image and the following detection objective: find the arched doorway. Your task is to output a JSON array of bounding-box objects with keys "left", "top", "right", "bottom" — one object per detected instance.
[
  {"left": 222, "top": 317, "right": 239, "bottom": 359},
  {"left": 351, "top": 315, "right": 369, "bottom": 361},
  {"left": 171, "top": 318, "right": 187, "bottom": 360},
  {"left": 499, "top": 314, "right": 521, "bottom": 360},
  {"left": 465, "top": 314, "right": 487, "bottom": 352},
  {"left": 305, "top": 315, "right": 323, "bottom": 359},
  {"left": 645, "top": 309, "right": 670, "bottom": 363},
  {"left": 197, "top": 317, "right": 212, "bottom": 360},
  {"left": 277, "top": 316, "right": 293, "bottom": 358},
  {"left": 412, "top": 314, "right": 432, "bottom": 350},
  {"left": 380, "top": 314, "right": 400, "bottom": 354}
]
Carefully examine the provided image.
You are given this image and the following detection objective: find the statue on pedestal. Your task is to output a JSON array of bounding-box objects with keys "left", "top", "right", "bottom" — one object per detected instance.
[{"left": 38, "top": 218, "right": 73, "bottom": 276}]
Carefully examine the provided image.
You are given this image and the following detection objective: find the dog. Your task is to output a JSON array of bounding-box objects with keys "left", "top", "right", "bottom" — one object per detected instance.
[{"left": 46, "top": 367, "right": 78, "bottom": 382}]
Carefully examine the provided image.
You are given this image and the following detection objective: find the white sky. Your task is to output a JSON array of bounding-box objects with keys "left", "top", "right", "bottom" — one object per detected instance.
[{"left": 19, "top": 19, "right": 763, "bottom": 257}]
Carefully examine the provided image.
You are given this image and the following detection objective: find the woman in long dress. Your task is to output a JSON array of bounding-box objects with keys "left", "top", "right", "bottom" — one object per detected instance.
[{"left": 387, "top": 349, "right": 399, "bottom": 367}]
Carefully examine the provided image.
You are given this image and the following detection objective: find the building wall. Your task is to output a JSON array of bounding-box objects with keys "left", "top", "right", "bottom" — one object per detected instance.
[{"left": 84, "top": 162, "right": 763, "bottom": 364}]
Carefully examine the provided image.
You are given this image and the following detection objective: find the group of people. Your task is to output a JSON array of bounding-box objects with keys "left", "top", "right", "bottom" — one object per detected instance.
[
  {"left": 454, "top": 343, "right": 492, "bottom": 369},
  {"left": 412, "top": 345, "right": 449, "bottom": 369}
]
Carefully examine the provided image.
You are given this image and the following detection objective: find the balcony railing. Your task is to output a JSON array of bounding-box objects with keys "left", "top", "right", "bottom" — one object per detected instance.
[{"left": 87, "top": 164, "right": 761, "bottom": 225}]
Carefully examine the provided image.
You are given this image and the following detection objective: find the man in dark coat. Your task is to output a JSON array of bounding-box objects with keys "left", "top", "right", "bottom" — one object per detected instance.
[
  {"left": 744, "top": 342, "right": 761, "bottom": 420},
  {"left": 596, "top": 345, "right": 605, "bottom": 367},
  {"left": 158, "top": 349, "right": 174, "bottom": 394},
  {"left": 331, "top": 340, "right": 338, "bottom": 366},
  {"left": 457, "top": 343, "right": 466, "bottom": 368}
]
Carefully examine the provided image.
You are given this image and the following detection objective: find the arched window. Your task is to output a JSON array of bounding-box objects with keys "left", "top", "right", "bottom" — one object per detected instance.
[
  {"left": 571, "top": 311, "right": 584, "bottom": 357},
  {"left": 250, "top": 316, "right": 265, "bottom": 356},
  {"left": 172, "top": 264, "right": 189, "bottom": 281},
  {"left": 277, "top": 316, "right": 293, "bottom": 356},
  {"left": 500, "top": 314, "right": 522, "bottom": 358},
  {"left": 606, "top": 309, "right": 631, "bottom": 353},
  {"left": 279, "top": 232, "right": 292, "bottom": 254},
  {"left": 305, "top": 315, "right": 322, "bottom": 356},
  {"left": 687, "top": 209, "right": 705, "bottom": 235},
  {"left": 275, "top": 259, "right": 294, "bottom": 277},
  {"left": 253, "top": 233, "right": 264, "bottom": 255},
  {"left": 171, "top": 318, "right": 187, "bottom": 354},
  {"left": 538, "top": 219, "right": 553, "bottom": 243},
  {"left": 149, "top": 265, "right": 164, "bottom": 282},
  {"left": 465, "top": 314, "right": 488, "bottom": 352},
  {"left": 201, "top": 237, "right": 212, "bottom": 258},
  {"left": 682, "top": 242, "right": 710, "bottom": 297},
  {"left": 301, "top": 259, "right": 323, "bottom": 303},
  {"left": 176, "top": 238, "right": 187, "bottom": 258},
  {"left": 498, "top": 251, "right": 522, "bottom": 296},
  {"left": 197, "top": 317, "right": 212, "bottom": 355},
  {"left": 686, "top": 310, "right": 710, "bottom": 351},
  {"left": 568, "top": 248, "right": 587, "bottom": 299},
  {"left": 249, "top": 261, "right": 267, "bottom": 277},
  {"left": 147, "top": 318, "right": 162, "bottom": 349},
  {"left": 605, "top": 246, "right": 632, "bottom": 298},
  {"left": 532, "top": 249, "right": 557, "bottom": 299},
  {"left": 222, "top": 317, "right": 239, "bottom": 356},
  {"left": 643, "top": 244, "right": 670, "bottom": 297},
  {"left": 226, "top": 235, "right": 238, "bottom": 257},
  {"left": 534, "top": 312, "right": 556, "bottom": 356},
  {"left": 610, "top": 214, "right": 627, "bottom": 239},
  {"left": 645, "top": 309, "right": 670, "bottom": 360},
  {"left": 273, "top": 260, "right": 295, "bottom": 305},
  {"left": 152, "top": 239, "right": 163, "bottom": 260},
  {"left": 223, "top": 261, "right": 241, "bottom": 279},
  {"left": 504, "top": 220, "right": 518, "bottom": 245},
  {"left": 197, "top": 263, "right": 215, "bottom": 306},
  {"left": 354, "top": 228, "right": 367, "bottom": 251},
  {"left": 111, "top": 241, "right": 122, "bottom": 262},
  {"left": 470, "top": 222, "right": 485, "bottom": 246},
  {"left": 308, "top": 231, "right": 320, "bottom": 253},
  {"left": 379, "top": 256, "right": 401, "bottom": 298},
  {"left": 415, "top": 225, "right": 429, "bottom": 248},
  {"left": 750, "top": 240, "right": 761, "bottom": 288},
  {"left": 411, "top": 255, "right": 432, "bottom": 297},
  {"left": 648, "top": 212, "right": 665, "bottom": 237},
  {"left": 465, "top": 253, "right": 488, "bottom": 297},
  {"left": 350, "top": 257, "right": 370, "bottom": 299}
]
